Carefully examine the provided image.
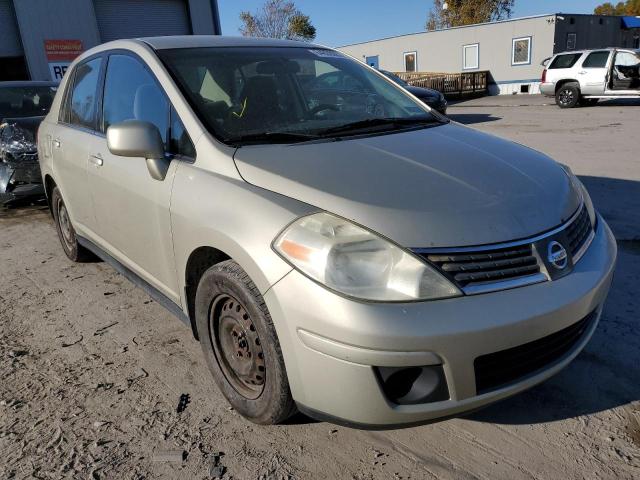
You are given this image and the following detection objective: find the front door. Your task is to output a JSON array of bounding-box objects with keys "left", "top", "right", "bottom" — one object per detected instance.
[
  {"left": 611, "top": 50, "right": 640, "bottom": 91},
  {"left": 87, "top": 53, "right": 181, "bottom": 302}
]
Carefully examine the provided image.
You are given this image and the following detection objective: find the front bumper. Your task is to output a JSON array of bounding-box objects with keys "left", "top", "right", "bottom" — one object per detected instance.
[
  {"left": 0, "top": 161, "right": 44, "bottom": 205},
  {"left": 263, "top": 215, "right": 617, "bottom": 428}
]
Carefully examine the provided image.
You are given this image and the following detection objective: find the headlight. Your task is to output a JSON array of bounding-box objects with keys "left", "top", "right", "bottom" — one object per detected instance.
[
  {"left": 561, "top": 164, "right": 596, "bottom": 227},
  {"left": 273, "top": 212, "right": 461, "bottom": 302}
]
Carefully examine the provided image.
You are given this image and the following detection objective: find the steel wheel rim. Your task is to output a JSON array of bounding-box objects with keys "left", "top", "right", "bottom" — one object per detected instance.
[
  {"left": 209, "top": 294, "right": 265, "bottom": 399},
  {"left": 559, "top": 88, "right": 574, "bottom": 106},
  {"left": 57, "top": 199, "right": 74, "bottom": 251}
]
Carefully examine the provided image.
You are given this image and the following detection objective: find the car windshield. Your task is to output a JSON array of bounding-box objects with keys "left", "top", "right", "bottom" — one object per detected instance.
[
  {"left": 0, "top": 86, "right": 57, "bottom": 120},
  {"left": 158, "top": 47, "right": 444, "bottom": 145}
]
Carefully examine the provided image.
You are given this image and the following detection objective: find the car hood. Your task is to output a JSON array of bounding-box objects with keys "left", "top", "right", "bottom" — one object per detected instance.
[{"left": 233, "top": 123, "right": 581, "bottom": 248}]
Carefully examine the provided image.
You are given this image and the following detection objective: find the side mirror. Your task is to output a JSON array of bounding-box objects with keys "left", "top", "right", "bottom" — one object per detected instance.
[{"left": 106, "top": 120, "right": 169, "bottom": 181}]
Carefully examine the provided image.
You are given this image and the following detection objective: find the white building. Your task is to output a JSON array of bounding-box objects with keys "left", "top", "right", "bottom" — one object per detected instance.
[{"left": 337, "top": 13, "right": 640, "bottom": 95}]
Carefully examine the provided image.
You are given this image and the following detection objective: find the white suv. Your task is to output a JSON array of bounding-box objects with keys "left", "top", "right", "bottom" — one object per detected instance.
[{"left": 540, "top": 48, "right": 640, "bottom": 108}]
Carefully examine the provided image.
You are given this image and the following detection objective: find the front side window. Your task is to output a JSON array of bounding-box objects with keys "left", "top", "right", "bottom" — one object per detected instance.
[
  {"left": 102, "top": 54, "right": 169, "bottom": 145},
  {"left": 159, "top": 47, "right": 441, "bottom": 145},
  {"left": 69, "top": 58, "right": 102, "bottom": 129},
  {"left": 404, "top": 51, "right": 417, "bottom": 72},
  {"left": 463, "top": 44, "right": 479, "bottom": 70},
  {"left": 512, "top": 37, "right": 531, "bottom": 65},
  {"left": 582, "top": 51, "right": 610, "bottom": 69},
  {"left": 615, "top": 51, "right": 640, "bottom": 67}
]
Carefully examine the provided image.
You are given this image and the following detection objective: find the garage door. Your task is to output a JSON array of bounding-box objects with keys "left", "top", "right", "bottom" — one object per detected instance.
[
  {"left": 0, "top": 0, "right": 23, "bottom": 57},
  {"left": 93, "top": 0, "right": 191, "bottom": 43}
]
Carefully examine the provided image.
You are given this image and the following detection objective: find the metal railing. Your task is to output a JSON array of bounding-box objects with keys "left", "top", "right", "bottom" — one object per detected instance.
[{"left": 394, "top": 71, "right": 489, "bottom": 98}]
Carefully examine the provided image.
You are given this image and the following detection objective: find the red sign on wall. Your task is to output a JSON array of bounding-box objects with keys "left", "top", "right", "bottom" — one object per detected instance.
[
  {"left": 44, "top": 39, "right": 84, "bottom": 62},
  {"left": 44, "top": 40, "right": 84, "bottom": 82}
]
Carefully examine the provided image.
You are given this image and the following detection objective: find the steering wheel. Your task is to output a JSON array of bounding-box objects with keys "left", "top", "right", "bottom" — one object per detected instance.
[{"left": 309, "top": 104, "right": 339, "bottom": 116}]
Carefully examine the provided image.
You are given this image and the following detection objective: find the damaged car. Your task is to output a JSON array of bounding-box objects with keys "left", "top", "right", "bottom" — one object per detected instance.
[{"left": 0, "top": 81, "right": 57, "bottom": 205}]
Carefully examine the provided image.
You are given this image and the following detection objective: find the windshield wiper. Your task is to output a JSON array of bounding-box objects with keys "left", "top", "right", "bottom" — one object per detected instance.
[
  {"left": 226, "top": 131, "right": 321, "bottom": 145},
  {"left": 317, "top": 116, "right": 444, "bottom": 137}
]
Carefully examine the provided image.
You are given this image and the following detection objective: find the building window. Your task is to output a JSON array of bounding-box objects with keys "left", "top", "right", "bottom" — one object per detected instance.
[
  {"left": 512, "top": 37, "right": 531, "bottom": 65},
  {"left": 463, "top": 43, "right": 479, "bottom": 70},
  {"left": 567, "top": 33, "right": 577, "bottom": 50},
  {"left": 404, "top": 51, "right": 417, "bottom": 72}
]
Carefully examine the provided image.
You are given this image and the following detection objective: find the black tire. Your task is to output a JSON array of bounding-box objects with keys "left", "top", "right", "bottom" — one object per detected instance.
[
  {"left": 195, "top": 260, "right": 296, "bottom": 425},
  {"left": 51, "top": 186, "right": 92, "bottom": 262},
  {"left": 582, "top": 98, "right": 599, "bottom": 107},
  {"left": 555, "top": 82, "right": 581, "bottom": 108}
]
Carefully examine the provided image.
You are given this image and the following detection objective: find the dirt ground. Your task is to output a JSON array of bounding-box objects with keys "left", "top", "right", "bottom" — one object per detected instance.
[{"left": 1, "top": 97, "right": 640, "bottom": 479}]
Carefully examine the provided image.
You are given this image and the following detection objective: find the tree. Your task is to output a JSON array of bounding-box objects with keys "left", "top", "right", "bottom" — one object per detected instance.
[
  {"left": 594, "top": 0, "right": 640, "bottom": 15},
  {"left": 239, "top": 0, "right": 316, "bottom": 41},
  {"left": 426, "top": 0, "right": 515, "bottom": 31}
]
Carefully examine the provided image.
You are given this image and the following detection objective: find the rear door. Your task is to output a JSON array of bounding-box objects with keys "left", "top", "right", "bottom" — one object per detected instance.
[
  {"left": 52, "top": 56, "right": 104, "bottom": 233},
  {"left": 579, "top": 50, "right": 611, "bottom": 95},
  {"left": 87, "top": 52, "right": 194, "bottom": 302}
]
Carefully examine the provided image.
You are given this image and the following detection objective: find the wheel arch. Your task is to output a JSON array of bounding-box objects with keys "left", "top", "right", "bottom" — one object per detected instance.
[
  {"left": 184, "top": 246, "right": 232, "bottom": 339},
  {"left": 44, "top": 174, "right": 57, "bottom": 216},
  {"left": 555, "top": 79, "right": 580, "bottom": 93}
]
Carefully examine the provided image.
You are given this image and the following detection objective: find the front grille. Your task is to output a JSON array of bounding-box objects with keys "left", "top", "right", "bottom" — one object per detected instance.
[
  {"left": 414, "top": 203, "right": 595, "bottom": 294},
  {"left": 422, "top": 244, "right": 541, "bottom": 290},
  {"left": 565, "top": 206, "right": 592, "bottom": 257},
  {"left": 474, "top": 310, "right": 597, "bottom": 394}
]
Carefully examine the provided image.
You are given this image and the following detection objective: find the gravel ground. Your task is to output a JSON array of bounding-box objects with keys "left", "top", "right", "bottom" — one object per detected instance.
[{"left": 1, "top": 97, "right": 639, "bottom": 479}]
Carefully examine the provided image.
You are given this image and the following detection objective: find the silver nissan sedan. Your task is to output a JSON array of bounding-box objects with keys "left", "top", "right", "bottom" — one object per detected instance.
[{"left": 37, "top": 36, "right": 617, "bottom": 429}]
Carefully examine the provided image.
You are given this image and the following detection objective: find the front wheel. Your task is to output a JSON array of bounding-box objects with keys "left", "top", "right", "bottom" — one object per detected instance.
[
  {"left": 195, "top": 260, "right": 296, "bottom": 425},
  {"left": 555, "top": 82, "right": 581, "bottom": 108}
]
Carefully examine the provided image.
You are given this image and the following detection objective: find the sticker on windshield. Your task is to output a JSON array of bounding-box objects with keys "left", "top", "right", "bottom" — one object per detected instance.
[{"left": 309, "top": 49, "right": 345, "bottom": 58}]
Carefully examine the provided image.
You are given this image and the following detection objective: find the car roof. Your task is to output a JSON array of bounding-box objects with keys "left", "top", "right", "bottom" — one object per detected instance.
[
  {"left": 0, "top": 81, "right": 58, "bottom": 88},
  {"left": 138, "top": 35, "right": 324, "bottom": 50},
  {"left": 554, "top": 48, "right": 640, "bottom": 56}
]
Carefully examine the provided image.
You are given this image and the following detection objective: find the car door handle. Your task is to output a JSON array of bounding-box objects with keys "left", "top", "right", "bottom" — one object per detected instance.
[
  {"left": 53, "top": 138, "right": 61, "bottom": 148},
  {"left": 578, "top": 71, "right": 587, "bottom": 75},
  {"left": 89, "top": 154, "right": 103, "bottom": 167}
]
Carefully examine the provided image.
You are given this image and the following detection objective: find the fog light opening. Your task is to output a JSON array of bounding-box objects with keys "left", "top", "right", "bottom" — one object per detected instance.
[{"left": 376, "top": 365, "right": 449, "bottom": 405}]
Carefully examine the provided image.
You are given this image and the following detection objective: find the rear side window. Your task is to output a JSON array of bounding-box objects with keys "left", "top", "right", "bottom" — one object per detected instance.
[
  {"left": 549, "top": 53, "right": 582, "bottom": 69},
  {"left": 102, "top": 54, "right": 169, "bottom": 145},
  {"left": 582, "top": 51, "right": 610, "bottom": 68},
  {"left": 69, "top": 58, "right": 102, "bottom": 129}
]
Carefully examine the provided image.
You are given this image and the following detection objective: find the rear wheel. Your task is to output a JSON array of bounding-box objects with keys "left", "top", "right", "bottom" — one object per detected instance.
[
  {"left": 51, "top": 187, "right": 91, "bottom": 262},
  {"left": 556, "top": 82, "right": 581, "bottom": 108},
  {"left": 195, "top": 260, "right": 296, "bottom": 424}
]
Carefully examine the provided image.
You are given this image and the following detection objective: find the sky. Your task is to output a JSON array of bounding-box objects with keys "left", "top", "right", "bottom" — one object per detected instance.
[{"left": 218, "top": 0, "right": 605, "bottom": 46}]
